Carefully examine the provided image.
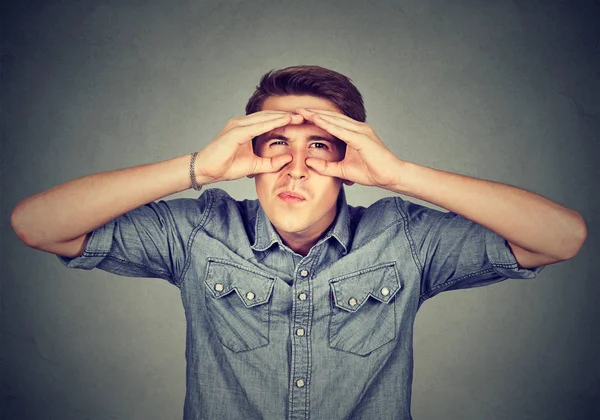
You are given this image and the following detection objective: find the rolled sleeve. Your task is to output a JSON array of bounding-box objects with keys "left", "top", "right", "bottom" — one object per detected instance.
[
  {"left": 484, "top": 228, "right": 545, "bottom": 279},
  {"left": 56, "top": 195, "right": 208, "bottom": 286},
  {"left": 402, "top": 200, "right": 545, "bottom": 301},
  {"left": 57, "top": 221, "right": 116, "bottom": 269}
]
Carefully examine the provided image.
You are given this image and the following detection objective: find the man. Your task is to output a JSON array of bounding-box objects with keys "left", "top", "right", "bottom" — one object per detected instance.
[{"left": 11, "top": 65, "right": 587, "bottom": 419}]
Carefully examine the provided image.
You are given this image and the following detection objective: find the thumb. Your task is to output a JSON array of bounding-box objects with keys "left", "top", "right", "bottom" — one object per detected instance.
[
  {"left": 305, "top": 157, "right": 342, "bottom": 177},
  {"left": 252, "top": 154, "right": 293, "bottom": 175}
]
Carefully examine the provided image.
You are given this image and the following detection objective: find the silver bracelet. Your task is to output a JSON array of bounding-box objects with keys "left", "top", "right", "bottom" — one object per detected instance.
[{"left": 189, "top": 152, "right": 202, "bottom": 191}]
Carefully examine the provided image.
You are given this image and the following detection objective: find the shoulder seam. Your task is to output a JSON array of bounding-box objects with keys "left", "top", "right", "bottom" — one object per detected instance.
[
  {"left": 394, "top": 197, "right": 424, "bottom": 274},
  {"left": 178, "top": 189, "right": 216, "bottom": 287}
]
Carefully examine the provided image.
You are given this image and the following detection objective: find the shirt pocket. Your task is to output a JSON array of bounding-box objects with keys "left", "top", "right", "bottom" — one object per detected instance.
[
  {"left": 204, "top": 258, "right": 276, "bottom": 352},
  {"left": 328, "top": 262, "right": 401, "bottom": 356}
]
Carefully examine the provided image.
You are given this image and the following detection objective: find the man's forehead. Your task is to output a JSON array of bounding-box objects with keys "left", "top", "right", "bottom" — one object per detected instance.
[{"left": 262, "top": 95, "right": 341, "bottom": 113}]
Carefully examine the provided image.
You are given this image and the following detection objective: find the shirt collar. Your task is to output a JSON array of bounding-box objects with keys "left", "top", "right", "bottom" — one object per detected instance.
[{"left": 251, "top": 186, "right": 351, "bottom": 255}]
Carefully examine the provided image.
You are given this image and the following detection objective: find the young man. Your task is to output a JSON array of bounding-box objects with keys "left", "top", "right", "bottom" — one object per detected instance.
[{"left": 11, "top": 65, "right": 586, "bottom": 419}]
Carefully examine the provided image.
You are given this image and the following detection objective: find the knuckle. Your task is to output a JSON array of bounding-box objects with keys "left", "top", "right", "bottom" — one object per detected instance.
[{"left": 227, "top": 117, "right": 240, "bottom": 127}]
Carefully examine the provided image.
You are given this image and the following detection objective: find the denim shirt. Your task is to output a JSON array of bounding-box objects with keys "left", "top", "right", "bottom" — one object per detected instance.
[{"left": 58, "top": 187, "right": 544, "bottom": 420}]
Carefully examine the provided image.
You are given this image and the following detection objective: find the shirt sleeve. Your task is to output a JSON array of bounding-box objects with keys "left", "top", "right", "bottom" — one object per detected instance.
[
  {"left": 56, "top": 194, "right": 208, "bottom": 287},
  {"left": 399, "top": 199, "right": 546, "bottom": 302}
]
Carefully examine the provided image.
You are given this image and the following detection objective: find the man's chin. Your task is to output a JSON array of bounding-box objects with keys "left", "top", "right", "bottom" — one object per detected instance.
[
  {"left": 271, "top": 216, "right": 314, "bottom": 235},
  {"left": 273, "top": 221, "right": 308, "bottom": 235}
]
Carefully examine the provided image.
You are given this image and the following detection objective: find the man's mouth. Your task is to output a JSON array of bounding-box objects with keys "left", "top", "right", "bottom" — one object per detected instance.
[{"left": 278, "top": 191, "right": 306, "bottom": 203}]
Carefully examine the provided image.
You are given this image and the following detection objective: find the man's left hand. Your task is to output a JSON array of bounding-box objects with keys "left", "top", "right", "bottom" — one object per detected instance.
[{"left": 296, "top": 108, "right": 402, "bottom": 190}]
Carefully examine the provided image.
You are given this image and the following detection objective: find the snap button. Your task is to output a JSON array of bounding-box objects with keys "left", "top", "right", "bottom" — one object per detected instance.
[
  {"left": 300, "top": 269, "right": 309, "bottom": 277},
  {"left": 214, "top": 283, "right": 224, "bottom": 292},
  {"left": 246, "top": 291, "right": 255, "bottom": 301},
  {"left": 298, "top": 293, "right": 307, "bottom": 301},
  {"left": 348, "top": 297, "right": 358, "bottom": 307},
  {"left": 296, "top": 328, "right": 305, "bottom": 336},
  {"left": 296, "top": 379, "right": 305, "bottom": 388},
  {"left": 381, "top": 287, "right": 390, "bottom": 297}
]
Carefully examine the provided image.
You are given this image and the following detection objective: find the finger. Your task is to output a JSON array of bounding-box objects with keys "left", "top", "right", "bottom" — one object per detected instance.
[
  {"left": 234, "top": 115, "right": 299, "bottom": 144},
  {"left": 303, "top": 111, "right": 364, "bottom": 134},
  {"left": 294, "top": 109, "right": 334, "bottom": 128},
  {"left": 251, "top": 154, "right": 293, "bottom": 175},
  {"left": 305, "top": 157, "right": 344, "bottom": 178},
  {"left": 233, "top": 111, "right": 303, "bottom": 128},
  {"left": 306, "top": 113, "right": 366, "bottom": 151},
  {"left": 303, "top": 108, "right": 360, "bottom": 124}
]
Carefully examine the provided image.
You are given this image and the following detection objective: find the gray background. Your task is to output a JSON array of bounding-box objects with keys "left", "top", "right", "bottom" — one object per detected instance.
[{"left": 2, "top": 0, "right": 598, "bottom": 419}]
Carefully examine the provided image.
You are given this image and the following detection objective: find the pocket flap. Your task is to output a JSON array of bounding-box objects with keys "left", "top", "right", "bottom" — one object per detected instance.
[
  {"left": 205, "top": 259, "right": 276, "bottom": 308},
  {"left": 330, "top": 262, "right": 401, "bottom": 312}
]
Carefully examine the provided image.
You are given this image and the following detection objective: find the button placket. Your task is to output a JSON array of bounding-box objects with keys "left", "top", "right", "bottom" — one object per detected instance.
[{"left": 290, "top": 266, "right": 312, "bottom": 417}]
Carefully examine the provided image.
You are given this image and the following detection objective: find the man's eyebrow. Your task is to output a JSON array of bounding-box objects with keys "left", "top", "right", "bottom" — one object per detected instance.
[{"left": 262, "top": 133, "right": 338, "bottom": 143}]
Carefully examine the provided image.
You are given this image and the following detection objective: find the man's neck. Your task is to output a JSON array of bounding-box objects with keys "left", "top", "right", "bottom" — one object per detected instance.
[{"left": 276, "top": 229, "right": 322, "bottom": 257}]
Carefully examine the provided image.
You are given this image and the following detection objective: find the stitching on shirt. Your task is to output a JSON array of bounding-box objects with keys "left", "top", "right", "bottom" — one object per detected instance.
[
  {"left": 81, "top": 235, "right": 172, "bottom": 280},
  {"left": 356, "top": 218, "right": 405, "bottom": 251},
  {"left": 329, "top": 262, "right": 400, "bottom": 311},
  {"left": 253, "top": 208, "right": 279, "bottom": 251},
  {"left": 180, "top": 189, "right": 216, "bottom": 286},
  {"left": 330, "top": 196, "right": 350, "bottom": 253},
  {"left": 394, "top": 197, "right": 423, "bottom": 273},
  {"left": 100, "top": 254, "right": 172, "bottom": 279},
  {"left": 413, "top": 204, "right": 523, "bottom": 302},
  {"left": 207, "top": 257, "right": 278, "bottom": 279},
  {"left": 407, "top": 205, "right": 458, "bottom": 300},
  {"left": 304, "top": 258, "right": 316, "bottom": 418},
  {"left": 288, "top": 308, "right": 298, "bottom": 416},
  {"left": 418, "top": 260, "right": 520, "bottom": 302},
  {"left": 253, "top": 206, "right": 262, "bottom": 246},
  {"left": 329, "top": 261, "right": 397, "bottom": 282},
  {"left": 256, "top": 206, "right": 278, "bottom": 250},
  {"left": 82, "top": 250, "right": 110, "bottom": 257}
]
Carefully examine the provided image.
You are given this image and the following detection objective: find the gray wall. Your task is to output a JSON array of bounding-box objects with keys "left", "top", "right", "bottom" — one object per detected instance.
[{"left": 2, "top": 0, "right": 598, "bottom": 419}]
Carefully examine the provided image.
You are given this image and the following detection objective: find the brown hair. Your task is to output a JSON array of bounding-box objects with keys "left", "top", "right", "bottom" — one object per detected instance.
[{"left": 245, "top": 65, "right": 366, "bottom": 122}]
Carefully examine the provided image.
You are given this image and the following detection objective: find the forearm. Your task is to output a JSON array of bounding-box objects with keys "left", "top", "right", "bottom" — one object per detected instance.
[
  {"left": 390, "top": 160, "right": 587, "bottom": 260},
  {"left": 11, "top": 154, "right": 196, "bottom": 248}
]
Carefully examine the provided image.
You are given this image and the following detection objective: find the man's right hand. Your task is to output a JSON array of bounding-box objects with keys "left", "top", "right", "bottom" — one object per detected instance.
[
  {"left": 11, "top": 111, "right": 304, "bottom": 256},
  {"left": 193, "top": 111, "right": 304, "bottom": 185}
]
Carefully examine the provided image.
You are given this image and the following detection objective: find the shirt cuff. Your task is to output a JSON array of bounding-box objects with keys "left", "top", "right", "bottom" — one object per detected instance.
[
  {"left": 56, "top": 220, "right": 116, "bottom": 270},
  {"left": 485, "top": 229, "right": 545, "bottom": 279}
]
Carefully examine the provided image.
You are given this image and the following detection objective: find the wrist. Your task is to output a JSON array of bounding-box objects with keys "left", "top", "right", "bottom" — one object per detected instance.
[
  {"left": 189, "top": 152, "right": 218, "bottom": 190},
  {"left": 390, "top": 161, "right": 461, "bottom": 204},
  {"left": 388, "top": 159, "right": 417, "bottom": 195}
]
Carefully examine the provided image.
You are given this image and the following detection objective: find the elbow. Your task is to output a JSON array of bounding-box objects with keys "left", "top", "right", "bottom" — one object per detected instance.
[
  {"left": 11, "top": 201, "right": 39, "bottom": 248},
  {"left": 11, "top": 202, "right": 28, "bottom": 244},
  {"left": 560, "top": 210, "right": 588, "bottom": 261}
]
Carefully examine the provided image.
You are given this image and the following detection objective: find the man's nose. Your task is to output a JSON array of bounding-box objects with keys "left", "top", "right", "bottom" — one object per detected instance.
[{"left": 285, "top": 150, "right": 309, "bottom": 179}]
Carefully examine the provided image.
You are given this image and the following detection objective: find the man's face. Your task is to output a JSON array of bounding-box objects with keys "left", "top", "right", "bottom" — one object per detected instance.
[{"left": 253, "top": 95, "right": 347, "bottom": 241}]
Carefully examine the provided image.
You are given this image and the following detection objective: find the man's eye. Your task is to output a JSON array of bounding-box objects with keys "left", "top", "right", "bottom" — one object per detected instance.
[
  {"left": 269, "top": 141, "right": 287, "bottom": 147},
  {"left": 310, "top": 142, "right": 330, "bottom": 150}
]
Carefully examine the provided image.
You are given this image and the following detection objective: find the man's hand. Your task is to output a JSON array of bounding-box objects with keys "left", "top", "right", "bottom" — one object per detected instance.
[
  {"left": 296, "top": 108, "right": 402, "bottom": 190},
  {"left": 194, "top": 112, "right": 304, "bottom": 185},
  {"left": 294, "top": 109, "right": 586, "bottom": 268}
]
